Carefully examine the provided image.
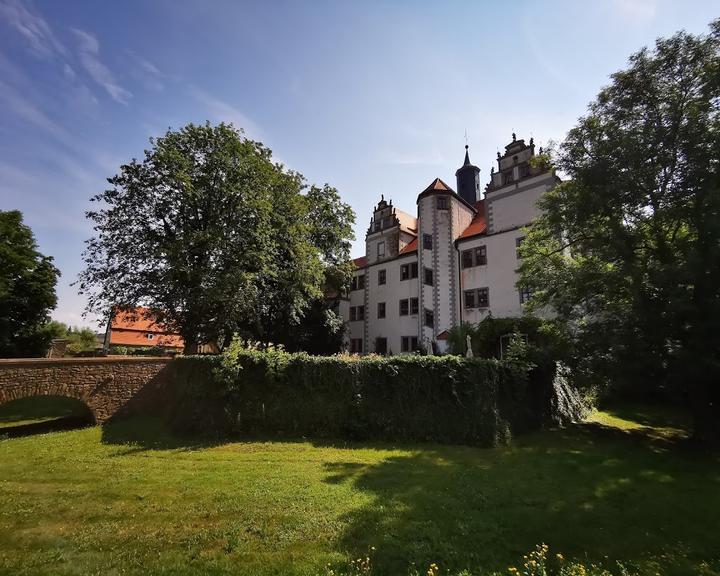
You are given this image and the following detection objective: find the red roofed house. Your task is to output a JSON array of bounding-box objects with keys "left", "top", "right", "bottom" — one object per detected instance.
[
  {"left": 104, "top": 307, "right": 184, "bottom": 353},
  {"left": 340, "top": 134, "right": 560, "bottom": 354}
]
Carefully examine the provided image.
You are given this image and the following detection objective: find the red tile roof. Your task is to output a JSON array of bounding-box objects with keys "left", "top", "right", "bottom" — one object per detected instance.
[
  {"left": 399, "top": 237, "right": 418, "bottom": 255},
  {"left": 458, "top": 200, "right": 487, "bottom": 240},
  {"left": 421, "top": 178, "right": 453, "bottom": 193},
  {"left": 353, "top": 256, "right": 368, "bottom": 269},
  {"left": 109, "top": 307, "right": 184, "bottom": 349},
  {"left": 395, "top": 208, "right": 418, "bottom": 234}
]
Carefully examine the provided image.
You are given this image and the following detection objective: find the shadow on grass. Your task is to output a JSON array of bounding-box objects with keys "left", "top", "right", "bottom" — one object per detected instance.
[
  {"left": 100, "top": 415, "right": 223, "bottom": 453},
  {"left": 0, "top": 396, "right": 94, "bottom": 438},
  {"left": 320, "top": 422, "right": 720, "bottom": 576}
]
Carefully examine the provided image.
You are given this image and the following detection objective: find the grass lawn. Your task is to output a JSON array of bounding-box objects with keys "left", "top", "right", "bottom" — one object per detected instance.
[{"left": 0, "top": 404, "right": 718, "bottom": 576}]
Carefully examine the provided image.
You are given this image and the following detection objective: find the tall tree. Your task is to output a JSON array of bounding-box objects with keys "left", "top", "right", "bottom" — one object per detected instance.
[
  {"left": 519, "top": 20, "right": 720, "bottom": 445},
  {"left": 78, "top": 122, "right": 354, "bottom": 353},
  {"left": 0, "top": 210, "right": 60, "bottom": 358}
]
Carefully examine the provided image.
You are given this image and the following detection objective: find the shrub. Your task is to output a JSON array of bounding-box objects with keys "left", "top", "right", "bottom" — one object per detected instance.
[
  {"left": 447, "top": 316, "right": 567, "bottom": 362},
  {"left": 169, "top": 340, "right": 544, "bottom": 447}
]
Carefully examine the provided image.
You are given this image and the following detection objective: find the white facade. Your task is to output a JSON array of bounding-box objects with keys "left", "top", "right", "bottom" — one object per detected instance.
[{"left": 342, "top": 135, "right": 559, "bottom": 354}]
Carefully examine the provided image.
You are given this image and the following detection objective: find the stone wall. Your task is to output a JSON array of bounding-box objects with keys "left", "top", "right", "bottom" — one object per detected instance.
[{"left": 0, "top": 357, "right": 173, "bottom": 423}]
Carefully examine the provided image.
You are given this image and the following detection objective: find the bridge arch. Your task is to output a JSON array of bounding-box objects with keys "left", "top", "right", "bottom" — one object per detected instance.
[{"left": 0, "top": 357, "right": 173, "bottom": 424}]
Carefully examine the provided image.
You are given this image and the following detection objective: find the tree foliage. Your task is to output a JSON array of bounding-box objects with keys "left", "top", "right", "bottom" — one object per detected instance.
[
  {"left": 78, "top": 123, "right": 354, "bottom": 354},
  {"left": 45, "top": 321, "right": 98, "bottom": 356},
  {"left": 519, "top": 20, "right": 720, "bottom": 444},
  {"left": 0, "top": 210, "right": 60, "bottom": 358}
]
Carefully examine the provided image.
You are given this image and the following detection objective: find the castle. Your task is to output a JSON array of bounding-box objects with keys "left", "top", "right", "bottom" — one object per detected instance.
[{"left": 340, "top": 134, "right": 559, "bottom": 354}]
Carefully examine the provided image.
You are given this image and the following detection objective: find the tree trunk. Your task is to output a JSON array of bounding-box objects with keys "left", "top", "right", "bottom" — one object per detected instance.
[{"left": 183, "top": 338, "right": 199, "bottom": 355}]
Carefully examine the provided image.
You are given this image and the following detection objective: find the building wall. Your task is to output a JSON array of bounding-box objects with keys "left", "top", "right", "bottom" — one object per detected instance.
[
  {"left": 366, "top": 255, "right": 420, "bottom": 354},
  {"left": 458, "top": 227, "right": 527, "bottom": 321},
  {"left": 366, "top": 227, "right": 399, "bottom": 265},
  {"left": 347, "top": 269, "right": 366, "bottom": 350},
  {"left": 486, "top": 172, "right": 555, "bottom": 234}
]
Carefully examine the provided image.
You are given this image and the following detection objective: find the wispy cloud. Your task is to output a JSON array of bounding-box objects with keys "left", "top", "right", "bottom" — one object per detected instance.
[
  {"left": 128, "top": 52, "right": 165, "bottom": 91},
  {"left": 0, "top": 0, "right": 67, "bottom": 59},
  {"left": 189, "top": 87, "right": 262, "bottom": 139},
  {"left": 0, "top": 79, "right": 69, "bottom": 141},
  {"left": 72, "top": 28, "right": 132, "bottom": 104}
]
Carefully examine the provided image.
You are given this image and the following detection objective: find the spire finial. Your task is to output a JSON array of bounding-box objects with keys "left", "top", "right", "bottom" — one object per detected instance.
[{"left": 512, "top": 132, "right": 516, "bottom": 142}]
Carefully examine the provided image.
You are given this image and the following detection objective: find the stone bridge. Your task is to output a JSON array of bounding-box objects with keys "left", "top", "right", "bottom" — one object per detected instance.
[{"left": 0, "top": 357, "right": 173, "bottom": 424}]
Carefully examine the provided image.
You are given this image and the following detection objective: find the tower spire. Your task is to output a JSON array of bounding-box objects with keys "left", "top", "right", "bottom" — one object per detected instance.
[{"left": 455, "top": 143, "right": 480, "bottom": 204}]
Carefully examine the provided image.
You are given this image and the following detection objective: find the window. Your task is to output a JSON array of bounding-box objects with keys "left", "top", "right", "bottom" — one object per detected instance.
[
  {"left": 400, "top": 262, "right": 418, "bottom": 281},
  {"left": 351, "top": 274, "right": 365, "bottom": 291},
  {"left": 424, "top": 267, "right": 433, "bottom": 286},
  {"left": 461, "top": 249, "right": 473, "bottom": 269},
  {"left": 461, "top": 246, "right": 487, "bottom": 268},
  {"left": 378, "top": 269, "right": 386, "bottom": 285},
  {"left": 464, "top": 289, "right": 476, "bottom": 309},
  {"left": 424, "top": 309, "right": 434, "bottom": 328},
  {"left": 374, "top": 221, "right": 381, "bottom": 232},
  {"left": 423, "top": 234, "right": 433, "bottom": 250},
  {"left": 477, "top": 287, "right": 489, "bottom": 308},
  {"left": 375, "top": 337, "right": 387, "bottom": 354},
  {"left": 400, "top": 298, "right": 419, "bottom": 316},
  {"left": 436, "top": 196, "right": 448, "bottom": 210},
  {"left": 377, "top": 302, "right": 386, "bottom": 319},
  {"left": 519, "top": 286, "right": 532, "bottom": 304},
  {"left": 146, "top": 333, "right": 154, "bottom": 340},
  {"left": 516, "top": 236, "right": 525, "bottom": 259},
  {"left": 350, "top": 305, "right": 365, "bottom": 321},
  {"left": 377, "top": 241, "right": 385, "bottom": 259},
  {"left": 464, "top": 288, "right": 490, "bottom": 309},
  {"left": 350, "top": 339, "right": 363, "bottom": 354},
  {"left": 401, "top": 336, "right": 419, "bottom": 352},
  {"left": 410, "top": 297, "right": 419, "bottom": 315}
]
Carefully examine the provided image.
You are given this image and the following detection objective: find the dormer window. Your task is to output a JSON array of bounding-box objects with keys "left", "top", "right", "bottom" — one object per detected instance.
[
  {"left": 146, "top": 333, "right": 154, "bottom": 340},
  {"left": 377, "top": 241, "right": 385, "bottom": 258},
  {"left": 436, "top": 197, "right": 448, "bottom": 210}
]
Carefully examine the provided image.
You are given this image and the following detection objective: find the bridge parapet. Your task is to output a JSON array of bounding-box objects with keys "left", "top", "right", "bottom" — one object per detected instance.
[{"left": 0, "top": 357, "right": 173, "bottom": 423}]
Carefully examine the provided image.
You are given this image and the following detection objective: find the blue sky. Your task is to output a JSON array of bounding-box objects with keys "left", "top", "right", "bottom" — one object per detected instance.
[{"left": 1, "top": 0, "right": 718, "bottom": 329}]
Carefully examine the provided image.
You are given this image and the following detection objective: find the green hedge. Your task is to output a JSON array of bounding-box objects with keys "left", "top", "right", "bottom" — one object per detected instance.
[{"left": 168, "top": 348, "right": 544, "bottom": 447}]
